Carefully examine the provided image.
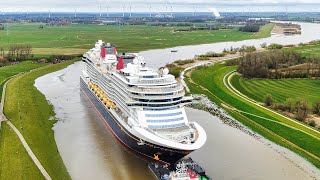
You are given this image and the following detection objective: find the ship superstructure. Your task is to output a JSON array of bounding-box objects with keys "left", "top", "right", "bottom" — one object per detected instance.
[{"left": 80, "top": 40, "right": 206, "bottom": 164}]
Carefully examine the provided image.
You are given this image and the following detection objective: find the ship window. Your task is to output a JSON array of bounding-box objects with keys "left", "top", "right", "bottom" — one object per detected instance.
[
  {"left": 143, "top": 107, "right": 177, "bottom": 111},
  {"left": 106, "top": 47, "right": 115, "bottom": 55},
  {"left": 148, "top": 123, "right": 185, "bottom": 129},
  {"left": 145, "top": 112, "right": 182, "bottom": 117},
  {"left": 142, "top": 75, "right": 155, "bottom": 78},
  {"left": 144, "top": 93, "right": 174, "bottom": 96},
  {"left": 146, "top": 117, "right": 184, "bottom": 123}
]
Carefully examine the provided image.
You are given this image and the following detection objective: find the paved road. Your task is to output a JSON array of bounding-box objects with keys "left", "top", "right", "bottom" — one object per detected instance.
[{"left": 0, "top": 72, "right": 52, "bottom": 180}]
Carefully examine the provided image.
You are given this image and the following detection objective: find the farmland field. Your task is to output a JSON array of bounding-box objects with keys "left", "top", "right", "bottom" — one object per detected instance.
[
  {"left": 231, "top": 76, "right": 320, "bottom": 104},
  {"left": 0, "top": 23, "right": 273, "bottom": 55}
]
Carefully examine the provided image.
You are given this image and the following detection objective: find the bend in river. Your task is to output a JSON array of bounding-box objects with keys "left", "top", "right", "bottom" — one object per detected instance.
[{"left": 35, "top": 22, "right": 320, "bottom": 180}]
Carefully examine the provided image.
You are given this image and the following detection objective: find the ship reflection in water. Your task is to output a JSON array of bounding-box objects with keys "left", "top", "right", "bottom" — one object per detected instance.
[{"left": 35, "top": 62, "right": 314, "bottom": 180}]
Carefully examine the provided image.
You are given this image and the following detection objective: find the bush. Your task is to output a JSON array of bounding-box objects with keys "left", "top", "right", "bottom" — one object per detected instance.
[
  {"left": 313, "top": 102, "right": 320, "bottom": 115},
  {"left": 166, "top": 64, "right": 183, "bottom": 78},
  {"left": 264, "top": 94, "right": 273, "bottom": 106},
  {"left": 239, "top": 24, "right": 260, "bottom": 32},
  {"left": 225, "top": 58, "right": 240, "bottom": 66},
  {"left": 285, "top": 98, "right": 295, "bottom": 112},
  {"left": 295, "top": 100, "right": 309, "bottom": 121},
  {"left": 174, "top": 59, "right": 195, "bottom": 66},
  {"left": 309, "top": 120, "right": 317, "bottom": 127},
  {"left": 268, "top": 43, "right": 283, "bottom": 50},
  {"left": 261, "top": 42, "right": 267, "bottom": 48}
]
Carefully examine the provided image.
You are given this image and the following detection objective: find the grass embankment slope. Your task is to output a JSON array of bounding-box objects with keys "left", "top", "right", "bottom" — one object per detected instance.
[
  {"left": 0, "top": 61, "right": 45, "bottom": 97},
  {"left": 231, "top": 76, "right": 320, "bottom": 104},
  {"left": 0, "top": 23, "right": 273, "bottom": 54},
  {"left": 252, "top": 23, "right": 275, "bottom": 38},
  {"left": 0, "top": 60, "right": 76, "bottom": 180},
  {"left": 186, "top": 63, "right": 320, "bottom": 169}
]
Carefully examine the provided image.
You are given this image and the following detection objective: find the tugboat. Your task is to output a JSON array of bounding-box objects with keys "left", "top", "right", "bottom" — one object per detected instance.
[{"left": 149, "top": 157, "right": 212, "bottom": 180}]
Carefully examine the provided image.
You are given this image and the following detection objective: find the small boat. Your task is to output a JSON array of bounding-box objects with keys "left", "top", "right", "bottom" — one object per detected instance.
[
  {"left": 171, "top": 50, "right": 178, "bottom": 53},
  {"left": 149, "top": 157, "right": 212, "bottom": 180}
]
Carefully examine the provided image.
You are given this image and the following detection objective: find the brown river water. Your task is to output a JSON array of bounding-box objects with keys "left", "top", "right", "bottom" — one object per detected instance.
[{"left": 35, "top": 62, "right": 319, "bottom": 180}]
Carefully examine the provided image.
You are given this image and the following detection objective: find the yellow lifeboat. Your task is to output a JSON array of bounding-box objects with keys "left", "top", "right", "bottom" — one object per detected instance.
[
  {"left": 111, "top": 102, "right": 117, "bottom": 109},
  {"left": 106, "top": 101, "right": 112, "bottom": 108},
  {"left": 103, "top": 97, "right": 108, "bottom": 104}
]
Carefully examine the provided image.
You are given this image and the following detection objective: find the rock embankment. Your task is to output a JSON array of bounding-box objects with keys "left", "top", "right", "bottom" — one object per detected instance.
[{"left": 188, "top": 94, "right": 260, "bottom": 139}]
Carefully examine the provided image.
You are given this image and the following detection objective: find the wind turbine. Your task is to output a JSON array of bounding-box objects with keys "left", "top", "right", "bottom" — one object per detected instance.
[
  {"left": 148, "top": 4, "right": 152, "bottom": 18},
  {"left": 106, "top": 6, "right": 109, "bottom": 17},
  {"left": 122, "top": 4, "right": 126, "bottom": 17},
  {"left": 193, "top": 5, "right": 197, "bottom": 17},
  {"left": 99, "top": 3, "right": 102, "bottom": 17}
]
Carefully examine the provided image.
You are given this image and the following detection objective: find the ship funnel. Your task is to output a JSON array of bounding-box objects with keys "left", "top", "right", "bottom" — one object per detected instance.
[
  {"left": 117, "top": 57, "right": 124, "bottom": 70},
  {"left": 101, "top": 47, "right": 106, "bottom": 58}
]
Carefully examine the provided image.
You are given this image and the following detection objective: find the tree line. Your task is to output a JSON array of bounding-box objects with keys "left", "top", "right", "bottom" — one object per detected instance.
[
  {"left": 238, "top": 49, "right": 320, "bottom": 79},
  {"left": 0, "top": 44, "right": 33, "bottom": 66},
  {"left": 239, "top": 24, "right": 260, "bottom": 32}
]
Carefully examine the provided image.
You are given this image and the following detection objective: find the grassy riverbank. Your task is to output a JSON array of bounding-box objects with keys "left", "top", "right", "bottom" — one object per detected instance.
[
  {"left": 0, "top": 60, "right": 77, "bottom": 179},
  {"left": 185, "top": 63, "right": 320, "bottom": 169},
  {"left": 0, "top": 61, "right": 46, "bottom": 97},
  {"left": 0, "top": 23, "right": 273, "bottom": 54}
]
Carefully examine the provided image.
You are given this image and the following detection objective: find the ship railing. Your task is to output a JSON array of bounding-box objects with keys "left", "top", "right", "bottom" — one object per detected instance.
[
  {"left": 129, "top": 91, "right": 184, "bottom": 100},
  {"left": 137, "top": 79, "right": 175, "bottom": 85},
  {"left": 127, "top": 85, "right": 184, "bottom": 93},
  {"left": 148, "top": 125, "right": 197, "bottom": 144}
]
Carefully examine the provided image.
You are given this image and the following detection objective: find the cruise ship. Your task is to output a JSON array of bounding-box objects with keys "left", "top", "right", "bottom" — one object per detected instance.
[{"left": 80, "top": 40, "right": 207, "bottom": 165}]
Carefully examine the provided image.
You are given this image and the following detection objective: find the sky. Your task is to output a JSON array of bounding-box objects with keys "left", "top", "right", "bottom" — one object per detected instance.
[{"left": 1, "top": 0, "right": 320, "bottom": 12}]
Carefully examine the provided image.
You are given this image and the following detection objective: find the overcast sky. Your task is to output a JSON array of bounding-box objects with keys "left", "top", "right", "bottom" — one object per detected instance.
[{"left": 1, "top": 0, "right": 320, "bottom": 12}]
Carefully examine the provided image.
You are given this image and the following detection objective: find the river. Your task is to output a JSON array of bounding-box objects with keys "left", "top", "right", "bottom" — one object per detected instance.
[
  {"left": 140, "top": 22, "right": 320, "bottom": 68},
  {"left": 35, "top": 22, "right": 320, "bottom": 180}
]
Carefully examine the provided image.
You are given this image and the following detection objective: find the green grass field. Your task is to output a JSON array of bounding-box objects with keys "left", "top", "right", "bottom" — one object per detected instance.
[
  {"left": 0, "top": 60, "right": 77, "bottom": 180},
  {"left": 0, "top": 61, "right": 46, "bottom": 98},
  {"left": 0, "top": 23, "right": 273, "bottom": 54},
  {"left": 0, "top": 123, "right": 43, "bottom": 179},
  {"left": 231, "top": 76, "right": 320, "bottom": 104},
  {"left": 291, "top": 44, "right": 320, "bottom": 58},
  {"left": 186, "top": 63, "right": 320, "bottom": 169}
]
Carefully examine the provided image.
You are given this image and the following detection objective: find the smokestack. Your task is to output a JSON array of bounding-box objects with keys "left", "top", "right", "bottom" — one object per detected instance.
[
  {"left": 101, "top": 48, "right": 106, "bottom": 58},
  {"left": 117, "top": 57, "right": 124, "bottom": 70}
]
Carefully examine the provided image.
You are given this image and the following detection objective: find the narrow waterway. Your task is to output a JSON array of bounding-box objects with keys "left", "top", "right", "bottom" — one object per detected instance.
[{"left": 35, "top": 62, "right": 317, "bottom": 180}]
